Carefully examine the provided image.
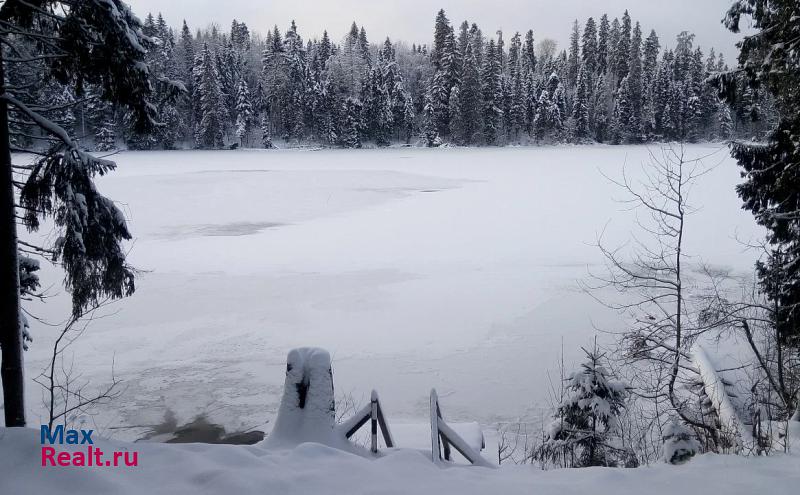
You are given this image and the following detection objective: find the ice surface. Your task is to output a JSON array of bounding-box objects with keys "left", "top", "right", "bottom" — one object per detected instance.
[{"left": 14, "top": 145, "right": 762, "bottom": 437}]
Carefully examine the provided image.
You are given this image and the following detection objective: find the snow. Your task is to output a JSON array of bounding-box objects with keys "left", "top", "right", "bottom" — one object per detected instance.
[
  {"left": 262, "top": 347, "right": 355, "bottom": 452},
  {"left": 1, "top": 426, "right": 797, "bottom": 495},
  {"left": 15, "top": 145, "right": 763, "bottom": 437},
  {"left": 692, "top": 344, "right": 755, "bottom": 450}
]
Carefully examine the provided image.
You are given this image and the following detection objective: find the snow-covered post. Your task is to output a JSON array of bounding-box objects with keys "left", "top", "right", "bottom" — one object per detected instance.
[{"left": 263, "top": 348, "right": 339, "bottom": 449}]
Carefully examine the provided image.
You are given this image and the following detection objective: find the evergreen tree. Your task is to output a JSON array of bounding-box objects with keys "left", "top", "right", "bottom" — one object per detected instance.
[
  {"left": 522, "top": 29, "right": 536, "bottom": 74},
  {"left": 361, "top": 66, "right": 393, "bottom": 146},
  {"left": 592, "top": 76, "right": 610, "bottom": 141},
  {"left": 2, "top": 0, "right": 174, "bottom": 426},
  {"left": 624, "top": 22, "right": 644, "bottom": 141},
  {"left": 597, "top": 14, "right": 610, "bottom": 75},
  {"left": 235, "top": 78, "right": 254, "bottom": 145},
  {"left": 422, "top": 94, "right": 440, "bottom": 146},
  {"left": 608, "top": 17, "right": 621, "bottom": 78},
  {"left": 455, "top": 39, "right": 482, "bottom": 144},
  {"left": 342, "top": 97, "right": 364, "bottom": 148},
  {"left": 196, "top": 42, "right": 226, "bottom": 148},
  {"left": 641, "top": 30, "right": 661, "bottom": 137},
  {"left": 572, "top": 66, "right": 590, "bottom": 141},
  {"left": 537, "top": 346, "right": 628, "bottom": 468},
  {"left": 319, "top": 30, "right": 333, "bottom": 67},
  {"left": 582, "top": 17, "right": 598, "bottom": 77},
  {"left": 718, "top": 0, "right": 800, "bottom": 353},
  {"left": 178, "top": 20, "right": 196, "bottom": 140},
  {"left": 481, "top": 39, "right": 503, "bottom": 144},
  {"left": 616, "top": 10, "right": 632, "bottom": 83},
  {"left": 260, "top": 114, "right": 274, "bottom": 148},
  {"left": 567, "top": 20, "right": 580, "bottom": 87},
  {"left": 717, "top": 99, "right": 733, "bottom": 140}
]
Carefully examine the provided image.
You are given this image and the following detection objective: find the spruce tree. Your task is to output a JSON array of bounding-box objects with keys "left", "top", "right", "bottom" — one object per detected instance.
[
  {"left": 717, "top": 0, "right": 800, "bottom": 353},
  {"left": 342, "top": 97, "right": 364, "bottom": 148},
  {"left": 261, "top": 114, "right": 274, "bottom": 148},
  {"left": 235, "top": 78, "right": 254, "bottom": 145},
  {"left": 196, "top": 42, "right": 226, "bottom": 148},
  {"left": 456, "top": 39, "right": 482, "bottom": 144},
  {"left": 1, "top": 0, "right": 175, "bottom": 426},
  {"left": 597, "top": 14, "right": 610, "bottom": 75},
  {"left": 616, "top": 10, "right": 632, "bottom": 83},
  {"left": 582, "top": 17, "right": 598, "bottom": 78},
  {"left": 572, "top": 67, "right": 590, "bottom": 141},
  {"left": 537, "top": 345, "right": 628, "bottom": 468},
  {"left": 481, "top": 39, "right": 503, "bottom": 145},
  {"left": 523, "top": 29, "right": 536, "bottom": 74},
  {"left": 625, "top": 22, "right": 644, "bottom": 142},
  {"left": 567, "top": 20, "right": 580, "bottom": 87}
]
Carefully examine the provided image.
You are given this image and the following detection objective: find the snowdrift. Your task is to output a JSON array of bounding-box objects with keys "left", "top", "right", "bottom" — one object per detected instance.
[{"left": 1, "top": 427, "right": 798, "bottom": 495}]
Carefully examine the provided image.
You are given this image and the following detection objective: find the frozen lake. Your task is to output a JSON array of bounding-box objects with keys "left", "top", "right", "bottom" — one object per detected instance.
[{"left": 21, "top": 145, "right": 761, "bottom": 438}]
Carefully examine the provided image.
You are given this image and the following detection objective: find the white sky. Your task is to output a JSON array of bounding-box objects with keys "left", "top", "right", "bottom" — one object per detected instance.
[{"left": 125, "top": 0, "right": 746, "bottom": 61}]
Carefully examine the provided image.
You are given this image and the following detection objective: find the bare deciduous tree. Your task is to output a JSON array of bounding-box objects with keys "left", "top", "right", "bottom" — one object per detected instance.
[
  {"left": 585, "top": 144, "right": 723, "bottom": 444},
  {"left": 33, "top": 299, "right": 122, "bottom": 430}
]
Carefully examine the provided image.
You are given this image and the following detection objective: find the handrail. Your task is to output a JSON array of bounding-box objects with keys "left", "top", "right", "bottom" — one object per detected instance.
[
  {"left": 429, "top": 389, "right": 494, "bottom": 468},
  {"left": 340, "top": 389, "right": 395, "bottom": 453}
]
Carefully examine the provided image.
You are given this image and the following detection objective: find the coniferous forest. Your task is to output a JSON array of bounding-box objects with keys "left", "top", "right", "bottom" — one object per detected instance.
[{"left": 10, "top": 9, "right": 775, "bottom": 151}]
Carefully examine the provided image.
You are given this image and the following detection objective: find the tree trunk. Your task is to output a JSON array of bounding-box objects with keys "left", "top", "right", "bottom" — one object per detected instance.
[{"left": 0, "top": 46, "right": 26, "bottom": 427}]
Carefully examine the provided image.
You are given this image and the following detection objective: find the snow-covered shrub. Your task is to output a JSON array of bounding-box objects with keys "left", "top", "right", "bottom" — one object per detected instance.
[{"left": 662, "top": 417, "right": 699, "bottom": 464}]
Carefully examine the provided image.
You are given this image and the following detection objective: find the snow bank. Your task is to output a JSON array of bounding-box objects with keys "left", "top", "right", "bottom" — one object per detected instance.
[{"left": 1, "top": 427, "right": 797, "bottom": 495}]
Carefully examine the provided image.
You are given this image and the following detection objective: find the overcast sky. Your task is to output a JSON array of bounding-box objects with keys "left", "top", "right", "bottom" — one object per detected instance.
[{"left": 125, "top": 0, "right": 746, "bottom": 61}]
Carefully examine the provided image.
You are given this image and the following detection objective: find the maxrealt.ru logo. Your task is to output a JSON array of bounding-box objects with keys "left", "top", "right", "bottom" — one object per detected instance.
[{"left": 40, "top": 425, "right": 139, "bottom": 467}]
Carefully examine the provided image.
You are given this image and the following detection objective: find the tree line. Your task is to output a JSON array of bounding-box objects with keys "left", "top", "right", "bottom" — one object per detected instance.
[{"left": 11, "top": 9, "right": 776, "bottom": 151}]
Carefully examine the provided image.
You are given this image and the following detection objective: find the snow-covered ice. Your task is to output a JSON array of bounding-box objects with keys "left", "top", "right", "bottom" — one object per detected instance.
[{"left": 16, "top": 145, "right": 762, "bottom": 438}]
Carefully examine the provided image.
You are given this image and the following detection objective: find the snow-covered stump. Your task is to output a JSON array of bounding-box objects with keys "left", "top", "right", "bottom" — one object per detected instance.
[{"left": 263, "top": 348, "right": 350, "bottom": 450}]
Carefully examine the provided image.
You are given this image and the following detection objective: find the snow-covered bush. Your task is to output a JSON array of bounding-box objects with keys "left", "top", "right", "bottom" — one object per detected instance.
[{"left": 662, "top": 417, "right": 699, "bottom": 464}]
